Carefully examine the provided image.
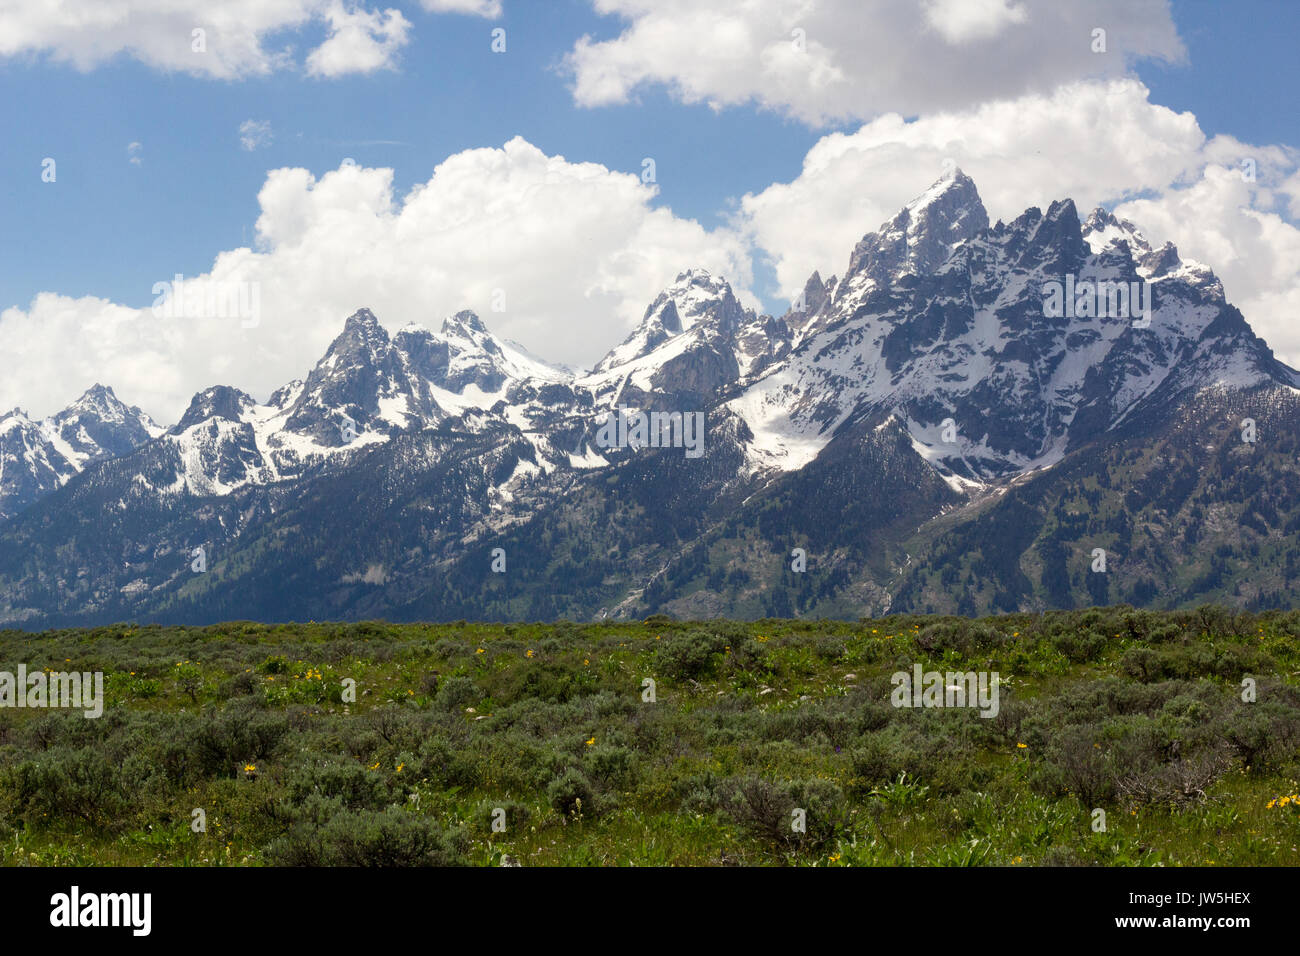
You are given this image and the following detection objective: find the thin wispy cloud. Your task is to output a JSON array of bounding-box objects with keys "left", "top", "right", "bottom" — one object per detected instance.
[{"left": 239, "top": 120, "right": 274, "bottom": 152}]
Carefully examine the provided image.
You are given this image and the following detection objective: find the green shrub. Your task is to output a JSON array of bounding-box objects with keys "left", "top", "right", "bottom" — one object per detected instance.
[
  {"left": 547, "top": 768, "right": 596, "bottom": 817},
  {"left": 1034, "top": 724, "right": 1115, "bottom": 806},
  {"left": 434, "top": 676, "right": 478, "bottom": 713},
  {"left": 189, "top": 699, "right": 290, "bottom": 777},
  {"left": 1053, "top": 629, "right": 1107, "bottom": 664},
  {"left": 585, "top": 744, "right": 637, "bottom": 789},
  {"left": 656, "top": 630, "right": 728, "bottom": 680},
  {"left": 219, "top": 670, "right": 257, "bottom": 698},
  {"left": 847, "top": 723, "right": 957, "bottom": 793},
  {"left": 286, "top": 755, "right": 394, "bottom": 811},
  {"left": 3, "top": 746, "right": 132, "bottom": 829},
  {"left": 416, "top": 737, "right": 481, "bottom": 789},
  {"left": 432, "top": 638, "right": 469, "bottom": 659},
  {"left": 721, "top": 776, "right": 847, "bottom": 851},
  {"left": 473, "top": 799, "right": 531, "bottom": 836},
  {"left": 258, "top": 655, "right": 289, "bottom": 675},
  {"left": 267, "top": 798, "right": 467, "bottom": 866}
]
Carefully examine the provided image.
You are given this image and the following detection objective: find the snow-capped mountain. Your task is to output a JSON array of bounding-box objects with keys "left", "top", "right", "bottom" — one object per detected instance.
[
  {"left": 592, "top": 269, "right": 784, "bottom": 375},
  {"left": 726, "top": 168, "right": 1294, "bottom": 484},
  {"left": 2, "top": 169, "right": 1298, "bottom": 626},
  {"left": 580, "top": 269, "right": 793, "bottom": 411},
  {"left": 0, "top": 385, "right": 161, "bottom": 520},
  {"left": 137, "top": 307, "right": 578, "bottom": 497}
]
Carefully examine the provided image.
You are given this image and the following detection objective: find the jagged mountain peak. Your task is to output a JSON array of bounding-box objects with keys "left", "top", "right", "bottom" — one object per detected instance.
[
  {"left": 328, "top": 307, "right": 390, "bottom": 356},
  {"left": 644, "top": 270, "right": 744, "bottom": 331},
  {"left": 343, "top": 306, "right": 382, "bottom": 330},
  {"left": 845, "top": 167, "right": 990, "bottom": 285},
  {"left": 0, "top": 382, "right": 163, "bottom": 520},
  {"left": 1044, "top": 197, "right": 1078, "bottom": 222},
  {"left": 788, "top": 270, "right": 829, "bottom": 323},
  {"left": 1083, "top": 206, "right": 1119, "bottom": 231},
  {"left": 56, "top": 383, "right": 159, "bottom": 433},
  {"left": 148, "top": 305, "right": 573, "bottom": 494},
  {"left": 1139, "top": 241, "right": 1182, "bottom": 278},
  {"left": 66, "top": 384, "right": 121, "bottom": 420},
  {"left": 1003, "top": 197, "right": 1087, "bottom": 270},
  {"left": 172, "top": 385, "right": 256, "bottom": 432},
  {"left": 72, "top": 382, "right": 115, "bottom": 404},
  {"left": 592, "top": 269, "right": 753, "bottom": 375},
  {"left": 441, "top": 309, "right": 491, "bottom": 337},
  {"left": 1081, "top": 206, "right": 1153, "bottom": 258},
  {"left": 735, "top": 170, "right": 1296, "bottom": 485},
  {"left": 672, "top": 266, "right": 724, "bottom": 287},
  {"left": 914, "top": 165, "right": 980, "bottom": 208}
]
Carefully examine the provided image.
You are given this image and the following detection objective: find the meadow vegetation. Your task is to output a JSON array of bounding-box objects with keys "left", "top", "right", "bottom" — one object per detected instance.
[{"left": 0, "top": 604, "right": 1297, "bottom": 866}]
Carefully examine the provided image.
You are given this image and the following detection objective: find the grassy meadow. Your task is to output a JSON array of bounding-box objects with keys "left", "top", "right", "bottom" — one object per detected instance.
[{"left": 0, "top": 605, "right": 1298, "bottom": 866}]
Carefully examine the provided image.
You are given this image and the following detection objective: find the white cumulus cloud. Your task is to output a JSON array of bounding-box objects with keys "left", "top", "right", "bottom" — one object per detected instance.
[
  {"left": 305, "top": 2, "right": 411, "bottom": 78},
  {"left": 0, "top": 137, "right": 753, "bottom": 421},
  {"left": 566, "top": 0, "right": 1184, "bottom": 126},
  {"left": 0, "top": 0, "right": 413, "bottom": 78}
]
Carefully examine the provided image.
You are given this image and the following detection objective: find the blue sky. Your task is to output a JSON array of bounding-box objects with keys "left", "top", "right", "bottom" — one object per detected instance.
[
  {"left": 2, "top": 0, "right": 825, "bottom": 311},
  {"left": 2, "top": 0, "right": 1299, "bottom": 420}
]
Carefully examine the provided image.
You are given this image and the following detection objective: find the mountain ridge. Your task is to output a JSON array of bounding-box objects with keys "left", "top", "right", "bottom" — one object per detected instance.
[{"left": 2, "top": 169, "right": 1297, "bottom": 626}]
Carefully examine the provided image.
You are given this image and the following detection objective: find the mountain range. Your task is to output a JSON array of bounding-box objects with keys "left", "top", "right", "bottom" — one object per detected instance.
[{"left": 3, "top": 168, "right": 1298, "bottom": 628}]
